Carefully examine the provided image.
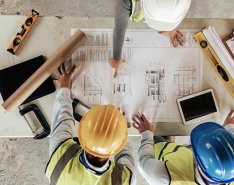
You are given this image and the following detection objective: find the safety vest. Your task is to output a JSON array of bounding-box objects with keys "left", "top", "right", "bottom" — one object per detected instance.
[
  {"left": 129, "top": 0, "right": 144, "bottom": 22},
  {"left": 45, "top": 139, "right": 131, "bottom": 185},
  {"left": 155, "top": 142, "right": 198, "bottom": 185}
]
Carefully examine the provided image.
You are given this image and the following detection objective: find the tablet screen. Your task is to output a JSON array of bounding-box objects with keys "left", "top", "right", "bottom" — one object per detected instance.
[{"left": 180, "top": 92, "right": 217, "bottom": 121}]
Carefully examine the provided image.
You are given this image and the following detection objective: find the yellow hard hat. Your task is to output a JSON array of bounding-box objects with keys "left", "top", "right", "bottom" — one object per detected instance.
[{"left": 78, "top": 104, "right": 128, "bottom": 158}]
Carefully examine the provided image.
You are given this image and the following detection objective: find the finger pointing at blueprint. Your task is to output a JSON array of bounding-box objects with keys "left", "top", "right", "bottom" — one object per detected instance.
[{"left": 71, "top": 29, "right": 203, "bottom": 124}]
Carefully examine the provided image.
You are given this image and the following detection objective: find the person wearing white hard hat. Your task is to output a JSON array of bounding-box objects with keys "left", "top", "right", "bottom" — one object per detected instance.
[
  {"left": 132, "top": 111, "right": 234, "bottom": 185},
  {"left": 109, "top": 0, "right": 191, "bottom": 77},
  {"left": 45, "top": 64, "right": 136, "bottom": 185}
]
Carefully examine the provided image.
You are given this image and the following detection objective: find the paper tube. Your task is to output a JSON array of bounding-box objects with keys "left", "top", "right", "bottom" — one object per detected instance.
[{"left": 2, "top": 30, "right": 87, "bottom": 111}]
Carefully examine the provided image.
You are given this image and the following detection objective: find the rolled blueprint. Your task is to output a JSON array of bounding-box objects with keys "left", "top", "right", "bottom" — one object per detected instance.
[{"left": 2, "top": 30, "right": 87, "bottom": 111}]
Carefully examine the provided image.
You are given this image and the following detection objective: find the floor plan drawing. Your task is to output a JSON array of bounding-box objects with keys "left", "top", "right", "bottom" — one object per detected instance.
[
  {"left": 71, "top": 28, "right": 203, "bottom": 122},
  {"left": 145, "top": 69, "right": 166, "bottom": 103},
  {"left": 173, "top": 65, "right": 197, "bottom": 97}
]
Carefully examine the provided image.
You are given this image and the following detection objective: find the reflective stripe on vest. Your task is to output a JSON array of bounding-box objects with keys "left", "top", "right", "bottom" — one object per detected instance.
[
  {"left": 129, "top": 0, "right": 144, "bottom": 22},
  {"left": 45, "top": 139, "right": 131, "bottom": 185},
  {"left": 155, "top": 142, "right": 198, "bottom": 185}
]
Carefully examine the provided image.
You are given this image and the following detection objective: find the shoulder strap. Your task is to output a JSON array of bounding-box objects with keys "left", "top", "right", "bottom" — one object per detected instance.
[
  {"left": 50, "top": 144, "right": 81, "bottom": 185},
  {"left": 111, "top": 163, "right": 124, "bottom": 185},
  {"left": 129, "top": 0, "right": 144, "bottom": 22},
  {"left": 158, "top": 142, "right": 171, "bottom": 160}
]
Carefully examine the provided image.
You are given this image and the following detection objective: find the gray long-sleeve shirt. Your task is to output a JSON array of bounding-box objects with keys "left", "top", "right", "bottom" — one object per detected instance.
[
  {"left": 113, "top": 0, "right": 132, "bottom": 60},
  {"left": 138, "top": 127, "right": 234, "bottom": 185},
  {"left": 49, "top": 88, "right": 136, "bottom": 185}
]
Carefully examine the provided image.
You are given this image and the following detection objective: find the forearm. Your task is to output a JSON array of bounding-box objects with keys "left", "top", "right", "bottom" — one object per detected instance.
[
  {"left": 114, "top": 142, "right": 136, "bottom": 185},
  {"left": 113, "top": 0, "right": 132, "bottom": 60},
  {"left": 138, "top": 131, "right": 169, "bottom": 184},
  {"left": 49, "top": 88, "right": 75, "bottom": 156},
  {"left": 138, "top": 130, "right": 155, "bottom": 166}
]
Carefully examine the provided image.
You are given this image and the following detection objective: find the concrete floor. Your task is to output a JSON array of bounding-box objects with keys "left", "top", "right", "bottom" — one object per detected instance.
[
  {"left": 0, "top": 0, "right": 234, "bottom": 185},
  {"left": 0, "top": 0, "right": 234, "bottom": 18},
  {"left": 0, "top": 136, "right": 191, "bottom": 185},
  {"left": 0, "top": 137, "right": 151, "bottom": 185},
  {"left": 0, "top": 138, "right": 49, "bottom": 185}
]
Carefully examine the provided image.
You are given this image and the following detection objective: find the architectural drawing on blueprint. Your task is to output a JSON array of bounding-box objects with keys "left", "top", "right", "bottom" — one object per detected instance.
[
  {"left": 72, "top": 47, "right": 131, "bottom": 63},
  {"left": 145, "top": 69, "right": 166, "bottom": 103},
  {"left": 71, "top": 28, "right": 203, "bottom": 123},
  {"left": 72, "top": 48, "right": 111, "bottom": 62},
  {"left": 85, "top": 32, "right": 109, "bottom": 47},
  {"left": 112, "top": 66, "right": 132, "bottom": 105},
  {"left": 72, "top": 29, "right": 132, "bottom": 63},
  {"left": 174, "top": 65, "right": 197, "bottom": 97},
  {"left": 80, "top": 74, "right": 102, "bottom": 106},
  {"left": 71, "top": 30, "right": 111, "bottom": 62},
  {"left": 142, "top": 68, "right": 168, "bottom": 123}
]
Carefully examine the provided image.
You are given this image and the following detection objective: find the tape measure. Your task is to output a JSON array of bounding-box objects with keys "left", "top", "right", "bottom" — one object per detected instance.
[{"left": 7, "top": 9, "right": 39, "bottom": 55}]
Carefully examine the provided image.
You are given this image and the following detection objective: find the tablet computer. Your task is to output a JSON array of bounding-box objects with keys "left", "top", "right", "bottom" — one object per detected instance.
[{"left": 177, "top": 89, "right": 219, "bottom": 125}]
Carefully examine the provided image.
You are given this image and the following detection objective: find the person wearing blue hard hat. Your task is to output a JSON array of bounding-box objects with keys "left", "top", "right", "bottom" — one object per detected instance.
[
  {"left": 132, "top": 110, "right": 234, "bottom": 185},
  {"left": 191, "top": 111, "right": 234, "bottom": 185}
]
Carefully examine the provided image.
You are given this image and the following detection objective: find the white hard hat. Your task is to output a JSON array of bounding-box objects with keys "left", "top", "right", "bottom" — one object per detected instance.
[{"left": 141, "top": 0, "right": 191, "bottom": 31}]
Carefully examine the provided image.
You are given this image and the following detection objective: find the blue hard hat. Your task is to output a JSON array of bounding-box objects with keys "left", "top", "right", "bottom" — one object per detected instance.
[{"left": 191, "top": 122, "right": 234, "bottom": 184}]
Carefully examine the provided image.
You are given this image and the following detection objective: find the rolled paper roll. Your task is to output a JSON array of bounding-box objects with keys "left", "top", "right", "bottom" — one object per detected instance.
[{"left": 2, "top": 30, "right": 87, "bottom": 111}]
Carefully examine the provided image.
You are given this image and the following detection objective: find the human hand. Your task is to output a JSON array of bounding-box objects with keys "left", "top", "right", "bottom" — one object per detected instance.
[
  {"left": 54, "top": 64, "right": 76, "bottom": 89},
  {"left": 118, "top": 107, "right": 131, "bottom": 128},
  {"left": 132, "top": 113, "right": 154, "bottom": 133},
  {"left": 109, "top": 58, "right": 125, "bottom": 78},
  {"left": 223, "top": 110, "right": 234, "bottom": 127},
  {"left": 159, "top": 29, "right": 185, "bottom": 47}
]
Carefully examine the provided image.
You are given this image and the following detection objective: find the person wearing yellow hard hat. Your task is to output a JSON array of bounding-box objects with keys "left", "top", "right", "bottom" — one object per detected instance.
[
  {"left": 109, "top": 0, "right": 191, "bottom": 77},
  {"left": 45, "top": 64, "right": 136, "bottom": 185},
  {"left": 132, "top": 111, "right": 234, "bottom": 185}
]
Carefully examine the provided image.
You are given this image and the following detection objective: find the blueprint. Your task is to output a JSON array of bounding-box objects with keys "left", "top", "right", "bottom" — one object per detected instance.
[{"left": 71, "top": 29, "right": 203, "bottom": 123}]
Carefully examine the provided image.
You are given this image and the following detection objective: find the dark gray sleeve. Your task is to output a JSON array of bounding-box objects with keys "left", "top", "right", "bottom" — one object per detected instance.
[
  {"left": 113, "top": 0, "right": 132, "bottom": 60},
  {"left": 114, "top": 143, "right": 136, "bottom": 185}
]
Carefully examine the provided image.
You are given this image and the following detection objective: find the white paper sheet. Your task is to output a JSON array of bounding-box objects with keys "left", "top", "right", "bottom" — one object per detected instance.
[{"left": 71, "top": 29, "right": 203, "bottom": 123}]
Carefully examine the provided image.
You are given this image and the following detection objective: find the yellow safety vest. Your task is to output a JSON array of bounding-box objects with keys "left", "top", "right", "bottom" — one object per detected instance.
[
  {"left": 129, "top": 0, "right": 144, "bottom": 22},
  {"left": 155, "top": 142, "right": 198, "bottom": 185},
  {"left": 45, "top": 139, "right": 131, "bottom": 185}
]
